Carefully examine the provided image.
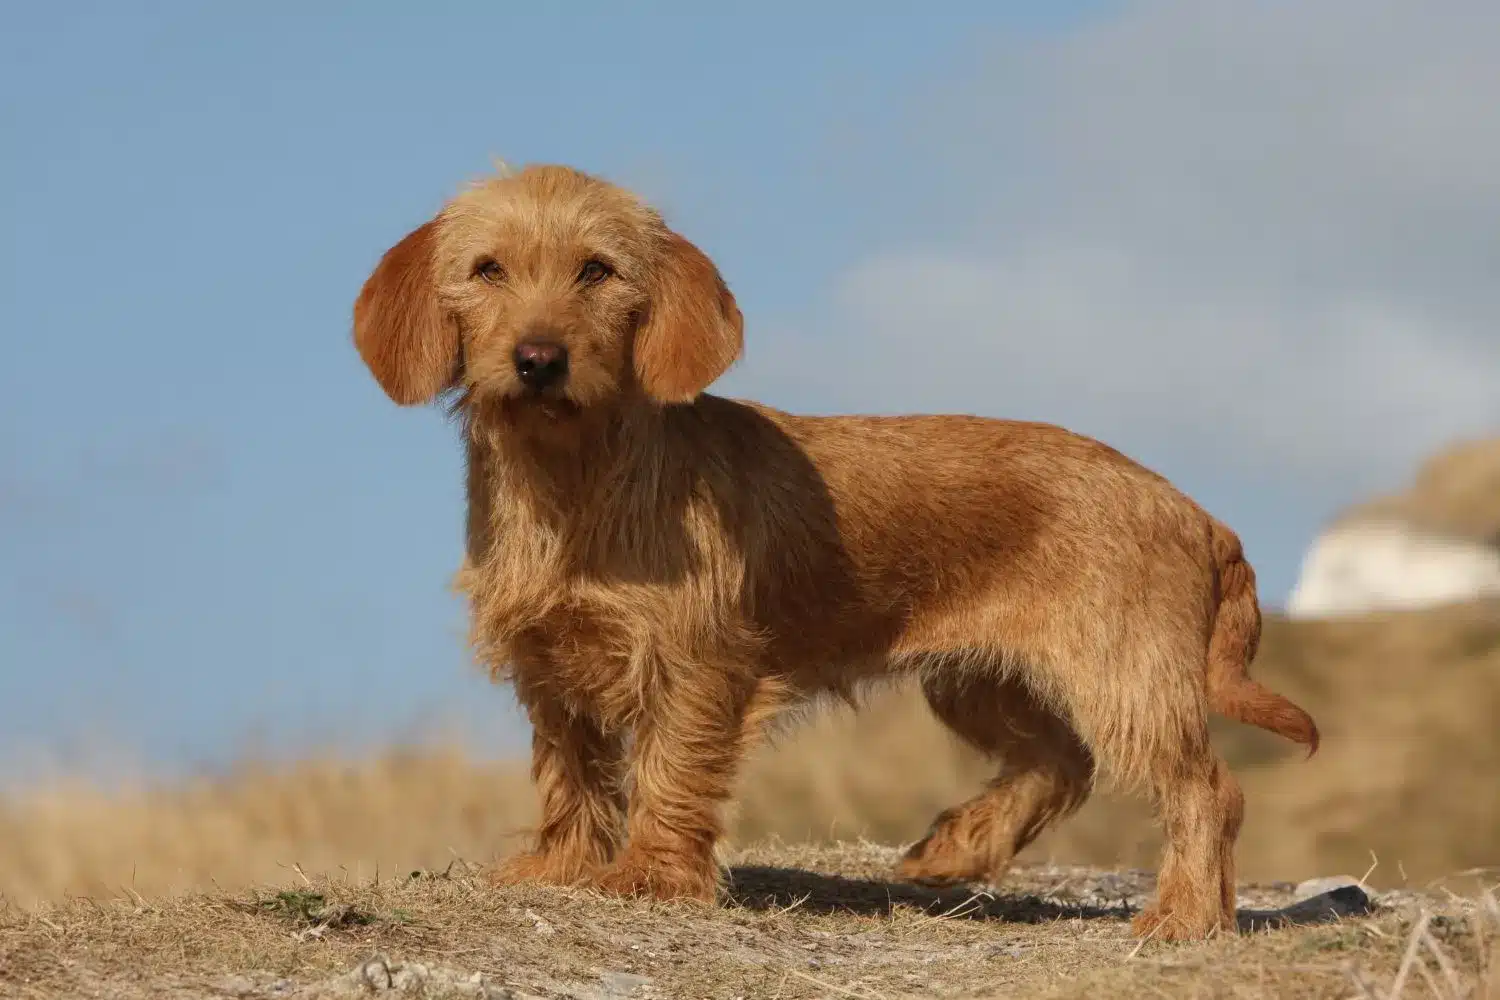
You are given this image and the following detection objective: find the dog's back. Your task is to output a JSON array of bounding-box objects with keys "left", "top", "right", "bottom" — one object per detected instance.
[{"left": 740, "top": 402, "right": 1314, "bottom": 740}]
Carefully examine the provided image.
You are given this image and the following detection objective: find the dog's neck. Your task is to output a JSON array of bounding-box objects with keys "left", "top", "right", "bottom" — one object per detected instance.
[{"left": 461, "top": 395, "right": 682, "bottom": 531}]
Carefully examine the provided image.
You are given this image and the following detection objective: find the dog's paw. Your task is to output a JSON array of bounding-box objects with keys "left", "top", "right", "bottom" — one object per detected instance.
[
  {"left": 593, "top": 852, "right": 718, "bottom": 904},
  {"left": 484, "top": 850, "right": 594, "bottom": 890},
  {"left": 1130, "top": 902, "right": 1233, "bottom": 942},
  {"left": 893, "top": 850, "right": 990, "bottom": 888},
  {"left": 893, "top": 833, "right": 1000, "bottom": 888}
]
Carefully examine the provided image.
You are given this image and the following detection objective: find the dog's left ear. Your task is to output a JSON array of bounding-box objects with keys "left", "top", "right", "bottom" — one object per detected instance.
[{"left": 634, "top": 231, "right": 744, "bottom": 404}]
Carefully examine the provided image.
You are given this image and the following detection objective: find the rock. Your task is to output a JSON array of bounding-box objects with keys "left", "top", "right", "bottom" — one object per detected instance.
[
  {"left": 598, "top": 970, "right": 653, "bottom": 997},
  {"left": 1294, "top": 875, "right": 1362, "bottom": 901},
  {"left": 524, "top": 908, "right": 556, "bottom": 937},
  {"left": 314, "top": 955, "right": 520, "bottom": 998},
  {"left": 389, "top": 962, "right": 429, "bottom": 992},
  {"left": 217, "top": 974, "right": 261, "bottom": 997},
  {"left": 1239, "top": 883, "right": 1376, "bottom": 932},
  {"left": 1286, "top": 884, "right": 1377, "bottom": 922},
  {"left": 213, "top": 971, "right": 298, "bottom": 997},
  {"left": 355, "top": 956, "right": 394, "bottom": 990}
]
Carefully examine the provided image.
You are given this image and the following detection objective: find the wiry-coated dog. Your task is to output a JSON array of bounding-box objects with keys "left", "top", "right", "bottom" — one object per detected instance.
[{"left": 352, "top": 164, "right": 1319, "bottom": 941}]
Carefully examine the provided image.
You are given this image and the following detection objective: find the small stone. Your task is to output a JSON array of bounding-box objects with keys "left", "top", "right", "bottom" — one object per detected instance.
[
  {"left": 599, "top": 970, "right": 653, "bottom": 997},
  {"left": 1239, "top": 882, "right": 1376, "bottom": 931},
  {"left": 390, "top": 962, "right": 430, "bottom": 991},
  {"left": 217, "top": 974, "right": 258, "bottom": 997},
  {"left": 319, "top": 957, "right": 529, "bottom": 998},
  {"left": 357, "top": 956, "right": 394, "bottom": 991},
  {"left": 1288, "top": 884, "right": 1375, "bottom": 921},
  {"left": 1294, "top": 875, "right": 1361, "bottom": 901},
  {"left": 465, "top": 971, "right": 523, "bottom": 1000}
]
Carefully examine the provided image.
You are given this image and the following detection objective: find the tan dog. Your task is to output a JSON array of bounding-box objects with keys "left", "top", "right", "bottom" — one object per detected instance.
[{"left": 352, "top": 164, "right": 1319, "bottom": 941}]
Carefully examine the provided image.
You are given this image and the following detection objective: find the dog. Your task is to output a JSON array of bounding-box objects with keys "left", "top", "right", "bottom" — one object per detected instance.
[{"left": 352, "top": 163, "right": 1319, "bottom": 941}]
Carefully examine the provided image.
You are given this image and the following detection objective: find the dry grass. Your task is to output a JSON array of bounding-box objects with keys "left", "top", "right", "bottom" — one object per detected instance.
[
  {"left": 1, "top": 602, "right": 1498, "bottom": 996},
  {"left": 2, "top": 842, "right": 1496, "bottom": 999},
  {"left": 0, "top": 749, "right": 537, "bottom": 908}
]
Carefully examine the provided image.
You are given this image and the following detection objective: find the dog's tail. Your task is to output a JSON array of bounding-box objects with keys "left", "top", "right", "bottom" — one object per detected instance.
[{"left": 1206, "top": 519, "right": 1320, "bottom": 756}]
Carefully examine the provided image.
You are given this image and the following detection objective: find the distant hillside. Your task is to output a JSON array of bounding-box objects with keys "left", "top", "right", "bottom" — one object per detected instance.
[{"left": 1288, "top": 437, "right": 1500, "bottom": 617}]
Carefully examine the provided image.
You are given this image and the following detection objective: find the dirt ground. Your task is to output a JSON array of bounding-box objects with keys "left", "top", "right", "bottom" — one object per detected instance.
[{"left": 3, "top": 842, "right": 1496, "bottom": 1000}]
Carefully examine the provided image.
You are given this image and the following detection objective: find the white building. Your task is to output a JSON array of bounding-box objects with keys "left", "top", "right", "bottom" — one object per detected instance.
[{"left": 1286, "top": 438, "right": 1500, "bottom": 619}]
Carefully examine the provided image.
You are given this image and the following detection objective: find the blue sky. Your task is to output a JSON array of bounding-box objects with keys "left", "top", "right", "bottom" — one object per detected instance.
[{"left": 3, "top": 2, "right": 1496, "bottom": 784}]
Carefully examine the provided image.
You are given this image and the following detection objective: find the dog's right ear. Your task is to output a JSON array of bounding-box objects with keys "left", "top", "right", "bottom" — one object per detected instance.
[{"left": 353, "top": 219, "right": 461, "bottom": 405}]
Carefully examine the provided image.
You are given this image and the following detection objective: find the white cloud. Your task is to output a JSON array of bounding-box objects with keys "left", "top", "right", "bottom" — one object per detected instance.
[{"left": 734, "top": 0, "right": 1500, "bottom": 500}]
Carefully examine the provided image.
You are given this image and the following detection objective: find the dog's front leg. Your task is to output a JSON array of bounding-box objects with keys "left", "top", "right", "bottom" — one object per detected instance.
[
  {"left": 594, "top": 665, "right": 754, "bottom": 904},
  {"left": 487, "top": 682, "right": 626, "bottom": 889}
]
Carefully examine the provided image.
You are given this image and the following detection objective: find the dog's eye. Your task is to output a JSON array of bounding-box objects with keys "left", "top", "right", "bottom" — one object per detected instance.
[
  {"left": 474, "top": 259, "right": 506, "bottom": 284},
  {"left": 578, "top": 259, "right": 614, "bottom": 285}
]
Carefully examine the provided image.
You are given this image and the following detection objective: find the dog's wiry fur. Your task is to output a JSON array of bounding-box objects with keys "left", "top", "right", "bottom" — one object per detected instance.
[{"left": 353, "top": 164, "right": 1319, "bottom": 941}]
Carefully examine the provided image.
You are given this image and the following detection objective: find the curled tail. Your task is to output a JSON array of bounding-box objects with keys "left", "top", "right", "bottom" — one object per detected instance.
[{"left": 1206, "top": 519, "right": 1321, "bottom": 756}]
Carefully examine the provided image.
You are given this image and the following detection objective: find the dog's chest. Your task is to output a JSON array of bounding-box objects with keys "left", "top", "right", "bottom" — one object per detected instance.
[
  {"left": 506, "top": 592, "right": 665, "bottom": 716},
  {"left": 461, "top": 483, "right": 748, "bottom": 713}
]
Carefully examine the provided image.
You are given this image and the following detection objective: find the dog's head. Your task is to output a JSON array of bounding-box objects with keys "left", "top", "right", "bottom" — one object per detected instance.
[{"left": 352, "top": 165, "right": 743, "bottom": 428}]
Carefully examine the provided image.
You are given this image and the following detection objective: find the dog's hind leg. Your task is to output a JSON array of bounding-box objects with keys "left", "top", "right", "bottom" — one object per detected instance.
[
  {"left": 896, "top": 672, "right": 1095, "bottom": 887},
  {"left": 1051, "top": 633, "right": 1241, "bottom": 941},
  {"left": 1129, "top": 749, "right": 1243, "bottom": 940}
]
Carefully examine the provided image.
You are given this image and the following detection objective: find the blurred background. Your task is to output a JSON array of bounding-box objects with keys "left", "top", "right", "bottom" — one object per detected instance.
[{"left": 2, "top": 2, "right": 1497, "bottom": 906}]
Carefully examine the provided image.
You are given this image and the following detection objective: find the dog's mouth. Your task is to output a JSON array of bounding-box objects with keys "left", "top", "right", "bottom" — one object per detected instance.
[{"left": 501, "top": 389, "right": 582, "bottom": 421}]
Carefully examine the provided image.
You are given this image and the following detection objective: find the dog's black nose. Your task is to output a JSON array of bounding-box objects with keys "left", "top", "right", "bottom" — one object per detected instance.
[{"left": 513, "top": 340, "right": 568, "bottom": 390}]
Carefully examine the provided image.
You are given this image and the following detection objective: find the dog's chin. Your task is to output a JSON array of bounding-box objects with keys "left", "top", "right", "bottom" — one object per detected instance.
[{"left": 499, "top": 389, "right": 583, "bottom": 424}]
